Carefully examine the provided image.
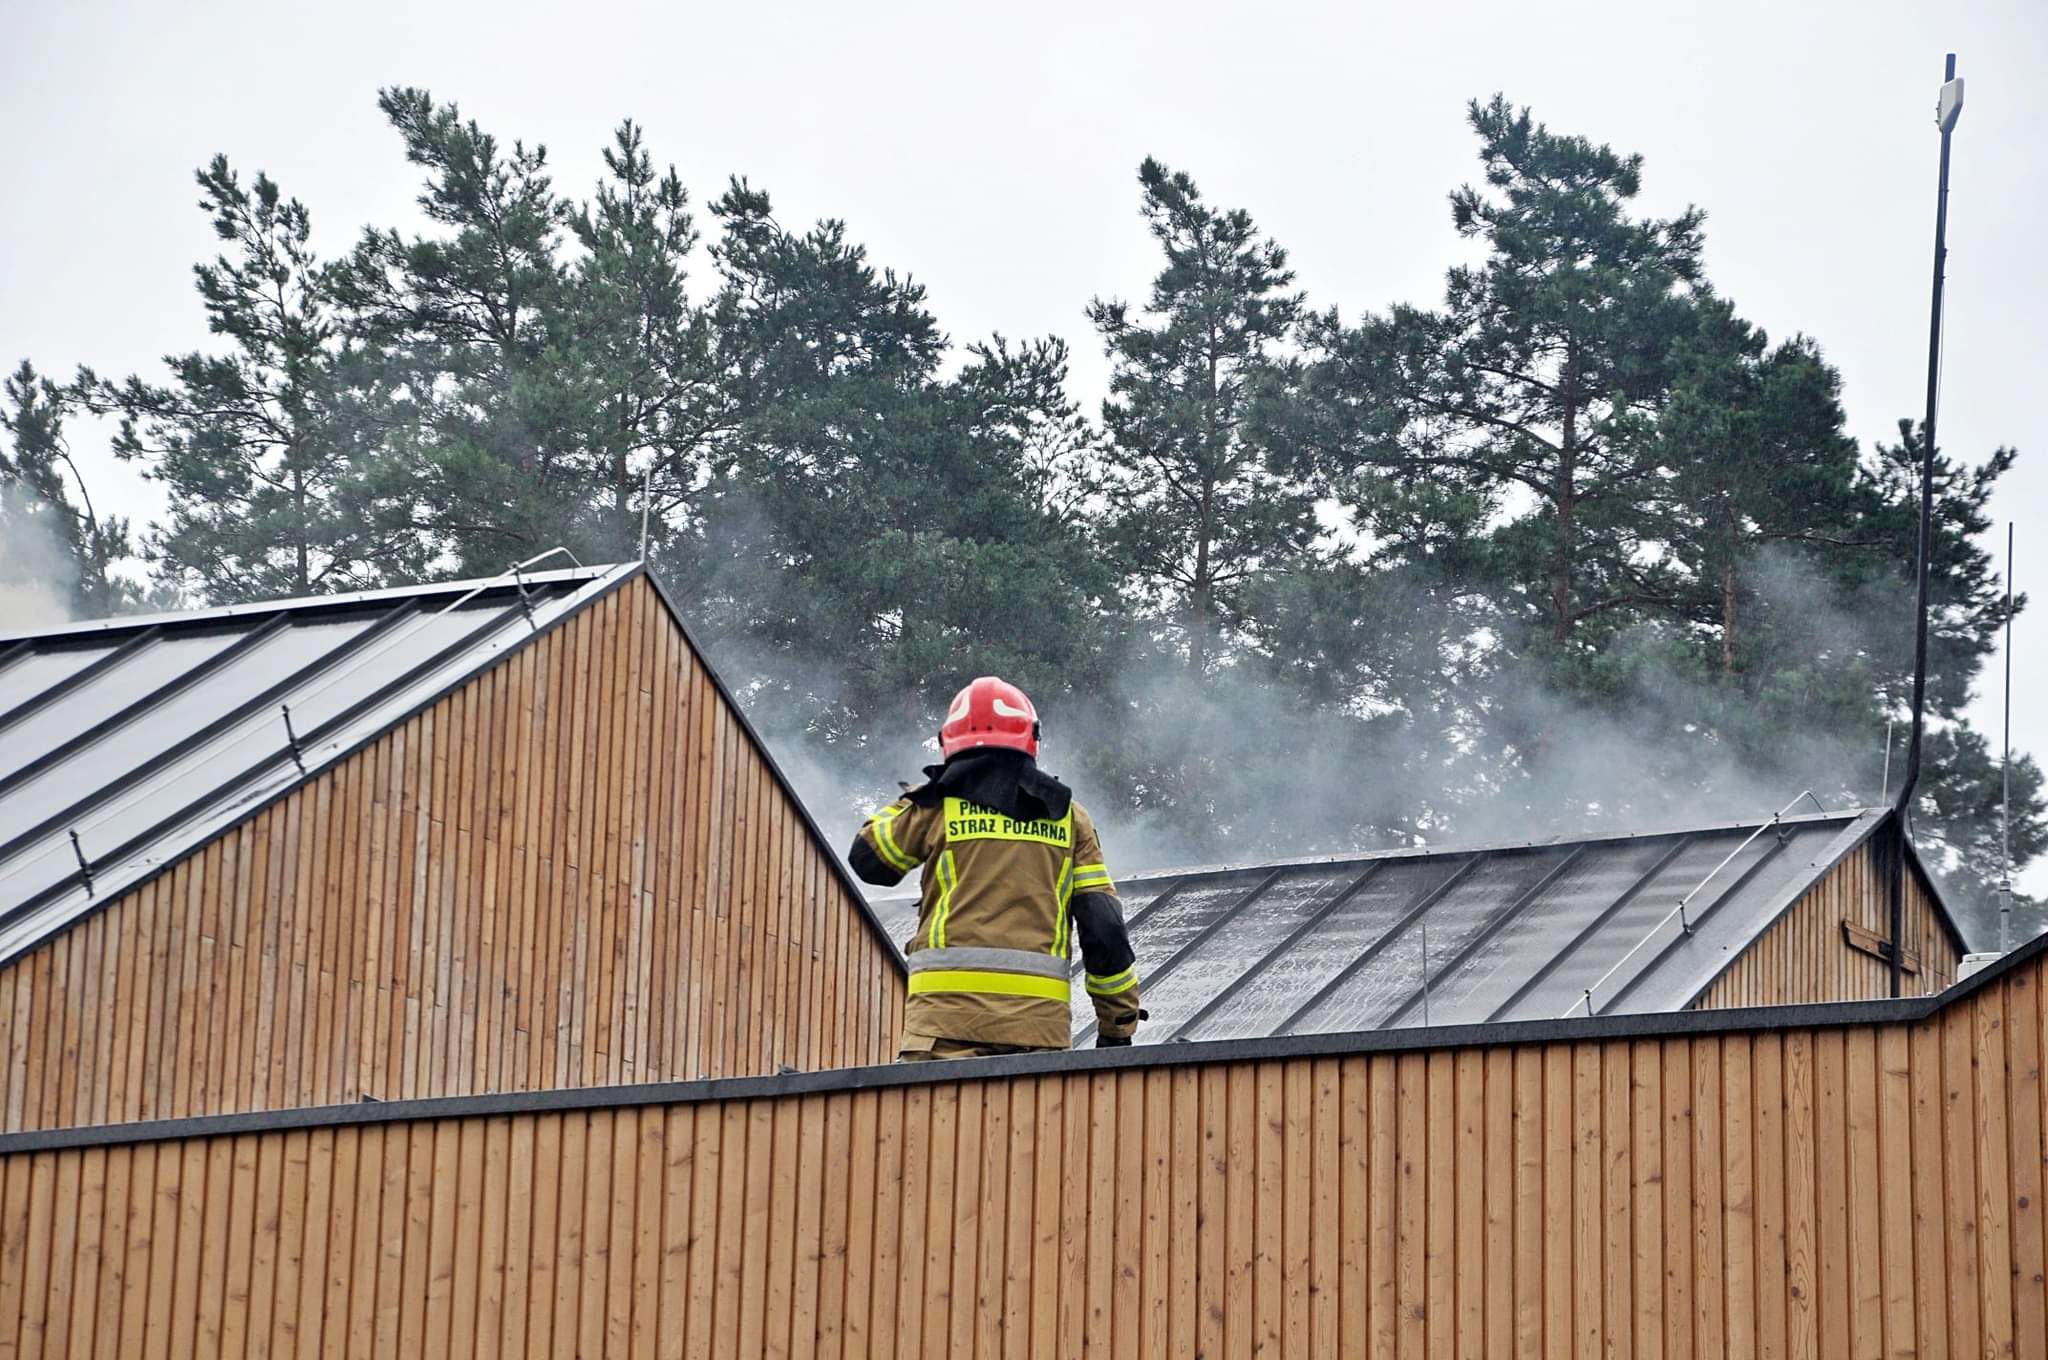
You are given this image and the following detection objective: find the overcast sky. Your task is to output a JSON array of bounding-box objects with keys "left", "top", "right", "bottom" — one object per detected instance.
[{"left": 5, "top": 0, "right": 2045, "bottom": 879}]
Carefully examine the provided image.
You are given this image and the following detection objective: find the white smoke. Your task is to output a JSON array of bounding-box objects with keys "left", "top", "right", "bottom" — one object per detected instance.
[{"left": 0, "top": 488, "right": 80, "bottom": 632}]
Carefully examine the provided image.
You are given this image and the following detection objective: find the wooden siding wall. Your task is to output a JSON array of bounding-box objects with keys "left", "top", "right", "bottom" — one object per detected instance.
[
  {"left": 4, "top": 956, "right": 2043, "bottom": 1359},
  {"left": 1694, "top": 841, "right": 1962, "bottom": 1010},
  {"left": 0, "top": 577, "right": 904, "bottom": 1133}
]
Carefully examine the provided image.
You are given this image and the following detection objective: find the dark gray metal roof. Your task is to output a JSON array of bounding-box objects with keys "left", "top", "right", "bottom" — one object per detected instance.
[
  {"left": 873, "top": 807, "right": 1958, "bottom": 1043},
  {"left": 0, "top": 563, "right": 635, "bottom": 963}
]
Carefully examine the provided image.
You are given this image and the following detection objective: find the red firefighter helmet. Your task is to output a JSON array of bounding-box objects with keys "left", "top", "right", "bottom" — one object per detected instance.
[{"left": 940, "top": 676, "right": 1040, "bottom": 759}]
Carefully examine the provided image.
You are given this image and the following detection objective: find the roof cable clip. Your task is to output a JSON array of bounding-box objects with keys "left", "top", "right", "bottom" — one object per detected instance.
[
  {"left": 69, "top": 829, "right": 94, "bottom": 898},
  {"left": 1677, "top": 901, "right": 1694, "bottom": 936},
  {"left": 281, "top": 703, "right": 307, "bottom": 775},
  {"left": 1582, "top": 988, "right": 1595, "bottom": 1017}
]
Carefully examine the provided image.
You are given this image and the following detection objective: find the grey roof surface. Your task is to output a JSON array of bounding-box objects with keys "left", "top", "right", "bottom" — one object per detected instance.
[
  {"left": 0, "top": 563, "right": 635, "bottom": 964},
  {"left": 873, "top": 807, "right": 1957, "bottom": 1044}
]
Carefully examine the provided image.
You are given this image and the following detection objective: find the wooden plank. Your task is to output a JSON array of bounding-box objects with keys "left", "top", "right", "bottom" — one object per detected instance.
[
  {"left": 1569, "top": 1044, "right": 1602, "bottom": 1360},
  {"left": 1974, "top": 989, "right": 2016, "bottom": 1358},
  {"left": 1034, "top": 1076, "right": 1068, "bottom": 1360},
  {"left": 1814, "top": 1030, "right": 1850, "bottom": 1360},
  {"left": 1086, "top": 1073, "right": 1118, "bottom": 1360},
  {"left": 1692, "top": 1038, "right": 1724, "bottom": 1360},
  {"left": 950, "top": 1081, "right": 989, "bottom": 1360},
  {"left": 1396, "top": 1053, "right": 1426, "bottom": 1360},
  {"left": 1253, "top": 1065, "right": 1286, "bottom": 1360},
  {"left": 1783, "top": 1030, "right": 1818, "bottom": 1360},
  {"left": 1310, "top": 1058, "right": 1340, "bottom": 1360},
  {"left": 656, "top": 1107, "right": 694, "bottom": 1360},
  {"left": 843, "top": 1092, "right": 881, "bottom": 1360},
  {"left": 681, "top": 1102, "right": 720, "bottom": 1360},
  {"left": 1222, "top": 1062, "right": 1255, "bottom": 1360},
  {"left": 1630, "top": 1040, "right": 1664, "bottom": 1360},
  {"left": 451, "top": 1119, "right": 490, "bottom": 1360},
  {"left": 894, "top": 1085, "right": 933, "bottom": 1360},
  {"left": 597, "top": 1111, "right": 636, "bottom": 1360},
  {"left": 1723, "top": 1037, "right": 1755, "bottom": 1360},
  {"left": 1454, "top": 1048, "right": 1484, "bottom": 1360},
  {"left": 1170, "top": 1067, "right": 1201, "bottom": 1360},
  {"left": 1844, "top": 1028, "right": 1885, "bottom": 1360},
  {"left": 815, "top": 1095, "right": 852, "bottom": 1360},
  {"left": 763, "top": 1094, "right": 804, "bottom": 1360},
  {"left": 1874, "top": 1025, "right": 1919, "bottom": 1360},
  {"left": 1541, "top": 1044, "right": 1569, "bottom": 1360},
  {"left": 2005, "top": 965, "right": 2047, "bottom": 1358},
  {"left": 738, "top": 1100, "right": 778, "bottom": 1360},
  {"left": 1511, "top": 1047, "right": 1542, "bottom": 1360},
  {"left": 420, "top": 1120, "right": 461, "bottom": 1359},
  {"left": 1751, "top": 1035, "right": 1788, "bottom": 1360},
  {"left": 1905, "top": 1020, "right": 1949, "bottom": 1360},
  {"left": 108, "top": 1143, "right": 151, "bottom": 1360},
  {"left": 976, "top": 1074, "right": 1015, "bottom": 1360}
]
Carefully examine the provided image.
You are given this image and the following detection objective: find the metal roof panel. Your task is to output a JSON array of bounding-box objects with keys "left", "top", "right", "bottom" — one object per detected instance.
[{"left": 0, "top": 565, "right": 631, "bottom": 962}]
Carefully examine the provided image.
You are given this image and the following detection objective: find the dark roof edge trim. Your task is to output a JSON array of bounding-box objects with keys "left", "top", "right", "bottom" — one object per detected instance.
[
  {"left": 1902, "top": 836, "right": 1969, "bottom": 953},
  {"left": 636, "top": 568, "right": 907, "bottom": 974},
  {"left": 0, "top": 566, "right": 639, "bottom": 973},
  {"left": 12, "top": 910, "right": 2043, "bottom": 1157}
]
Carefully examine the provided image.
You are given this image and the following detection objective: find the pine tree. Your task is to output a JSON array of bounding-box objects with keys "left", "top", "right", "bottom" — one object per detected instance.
[
  {"left": 1658, "top": 301, "right": 1867, "bottom": 676},
  {"left": 85, "top": 157, "right": 410, "bottom": 602},
  {"left": 1308, "top": 98, "right": 1707, "bottom": 670},
  {"left": 1088, "top": 158, "right": 1314, "bottom": 676},
  {"left": 564, "top": 121, "right": 729, "bottom": 566},
  {"left": 330, "top": 87, "right": 582, "bottom": 576}
]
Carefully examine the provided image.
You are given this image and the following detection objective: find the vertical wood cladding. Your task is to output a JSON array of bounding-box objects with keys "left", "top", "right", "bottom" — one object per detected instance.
[
  {"left": 0, "top": 576, "right": 903, "bottom": 1131},
  {"left": 1692, "top": 840, "right": 1962, "bottom": 1010},
  {"left": 4, "top": 956, "right": 2043, "bottom": 1357}
]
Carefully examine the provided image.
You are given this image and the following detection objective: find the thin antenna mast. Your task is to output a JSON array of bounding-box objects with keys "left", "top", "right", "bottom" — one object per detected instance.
[{"left": 2001, "top": 521, "right": 2014, "bottom": 951}]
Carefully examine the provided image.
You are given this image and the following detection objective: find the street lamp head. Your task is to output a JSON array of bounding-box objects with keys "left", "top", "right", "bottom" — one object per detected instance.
[{"left": 1937, "top": 77, "right": 1964, "bottom": 134}]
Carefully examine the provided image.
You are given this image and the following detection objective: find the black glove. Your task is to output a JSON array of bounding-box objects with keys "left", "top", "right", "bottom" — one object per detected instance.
[{"left": 1096, "top": 1034, "right": 1132, "bottom": 1048}]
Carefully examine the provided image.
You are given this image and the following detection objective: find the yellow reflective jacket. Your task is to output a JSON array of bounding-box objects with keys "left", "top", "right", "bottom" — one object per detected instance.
[{"left": 854, "top": 793, "right": 1140, "bottom": 1050}]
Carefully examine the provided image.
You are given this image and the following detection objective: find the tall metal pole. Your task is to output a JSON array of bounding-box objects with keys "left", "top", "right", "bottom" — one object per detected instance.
[
  {"left": 2001, "top": 521, "right": 2014, "bottom": 951},
  {"left": 1889, "top": 52, "right": 1961, "bottom": 996}
]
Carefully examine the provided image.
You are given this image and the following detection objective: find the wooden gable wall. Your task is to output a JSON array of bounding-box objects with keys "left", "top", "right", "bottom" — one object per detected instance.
[{"left": 0, "top": 575, "right": 904, "bottom": 1132}]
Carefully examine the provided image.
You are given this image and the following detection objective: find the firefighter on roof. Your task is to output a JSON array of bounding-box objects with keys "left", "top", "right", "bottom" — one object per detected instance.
[{"left": 849, "top": 676, "right": 1143, "bottom": 1059}]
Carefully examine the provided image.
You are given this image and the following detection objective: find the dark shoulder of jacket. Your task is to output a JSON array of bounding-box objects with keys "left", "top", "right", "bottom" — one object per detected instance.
[{"left": 847, "top": 837, "right": 906, "bottom": 887}]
